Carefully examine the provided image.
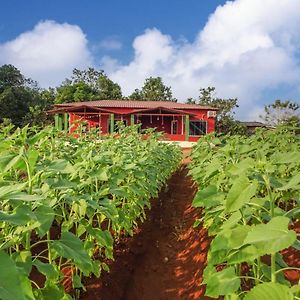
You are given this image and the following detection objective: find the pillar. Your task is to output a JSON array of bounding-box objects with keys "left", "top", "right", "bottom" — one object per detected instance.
[
  {"left": 130, "top": 114, "right": 135, "bottom": 125},
  {"left": 64, "top": 113, "right": 69, "bottom": 132},
  {"left": 54, "top": 114, "right": 59, "bottom": 129},
  {"left": 58, "top": 115, "right": 63, "bottom": 131},
  {"left": 110, "top": 113, "right": 114, "bottom": 134},
  {"left": 185, "top": 115, "right": 189, "bottom": 141}
]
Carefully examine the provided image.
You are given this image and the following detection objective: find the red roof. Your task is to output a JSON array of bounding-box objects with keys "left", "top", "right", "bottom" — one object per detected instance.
[{"left": 55, "top": 100, "right": 218, "bottom": 110}]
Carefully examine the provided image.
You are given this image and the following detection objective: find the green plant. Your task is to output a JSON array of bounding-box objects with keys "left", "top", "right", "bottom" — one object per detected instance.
[
  {"left": 0, "top": 124, "right": 181, "bottom": 299},
  {"left": 189, "top": 125, "right": 300, "bottom": 299}
]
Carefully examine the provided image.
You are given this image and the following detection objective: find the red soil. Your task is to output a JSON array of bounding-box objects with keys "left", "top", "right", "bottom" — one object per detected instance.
[{"left": 80, "top": 165, "right": 212, "bottom": 300}]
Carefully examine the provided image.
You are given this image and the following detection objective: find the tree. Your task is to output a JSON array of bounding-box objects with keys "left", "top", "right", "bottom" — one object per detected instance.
[
  {"left": 0, "top": 64, "right": 26, "bottom": 92},
  {"left": 97, "top": 73, "right": 122, "bottom": 99},
  {"left": 0, "top": 64, "right": 55, "bottom": 127},
  {"left": 127, "top": 88, "right": 143, "bottom": 100},
  {"left": 128, "top": 77, "right": 177, "bottom": 101},
  {"left": 55, "top": 68, "right": 122, "bottom": 104},
  {"left": 23, "top": 88, "right": 55, "bottom": 126},
  {"left": 260, "top": 99, "right": 299, "bottom": 127},
  {"left": 188, "top": 87, "right": 245, "bottom": 134},
  {"left": 0, "top": 65, "right": 42, "bottom": 126}
]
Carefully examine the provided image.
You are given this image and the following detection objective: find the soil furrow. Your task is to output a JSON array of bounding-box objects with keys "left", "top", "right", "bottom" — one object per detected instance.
[{"left": 81, "top": 165, "right": 211, "bottom": 300}]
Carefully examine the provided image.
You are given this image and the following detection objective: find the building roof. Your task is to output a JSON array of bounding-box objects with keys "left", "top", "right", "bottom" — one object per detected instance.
[
  {"left": 55, "top": 100, "right": 218, "bottom": 111},
  {"left": 240, "top": 121, "right": 268, "bottom": 127}
]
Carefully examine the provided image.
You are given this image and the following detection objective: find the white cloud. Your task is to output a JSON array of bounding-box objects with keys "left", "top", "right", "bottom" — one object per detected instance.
[
  {"left": 1, "top": 1, "right": 300, "bottom": 120},
  {"left": 0, "top": 20, "right": 92, "bottom": 88},
  {"left": 104, "top": 0, "right": 300, "bottom": 120},
  {"left": 96, "top": 37, "right": 122, "bottom": 50}
]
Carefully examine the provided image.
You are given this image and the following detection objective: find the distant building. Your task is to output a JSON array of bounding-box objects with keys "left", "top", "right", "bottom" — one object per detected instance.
[
  {"left": 49, "top": 100, "right": 219, "bottom": 141},
  {"left": 239, "top": 121, "right": 271, "bottom": 134}
]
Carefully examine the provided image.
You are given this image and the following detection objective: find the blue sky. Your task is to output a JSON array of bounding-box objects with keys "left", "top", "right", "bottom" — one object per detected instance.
[
  {"left": 0, "top": 0, "right": 299, "bottom": 120},
  {"left": 0, "top": 0, "right": 226, "bottom": 63}
]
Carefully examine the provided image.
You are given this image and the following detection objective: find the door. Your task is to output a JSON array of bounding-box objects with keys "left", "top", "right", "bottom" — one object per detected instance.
[{"left": 171, "top": 120, "right": 178, "bottom": 134}]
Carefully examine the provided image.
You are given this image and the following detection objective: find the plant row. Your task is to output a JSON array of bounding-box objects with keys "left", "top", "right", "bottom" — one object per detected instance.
[
  {"left": 0, "top": 124, "right": 181, "bottom": 299},
  {"left": 189, "top": 126, "right": 300, "bottom": 299}
]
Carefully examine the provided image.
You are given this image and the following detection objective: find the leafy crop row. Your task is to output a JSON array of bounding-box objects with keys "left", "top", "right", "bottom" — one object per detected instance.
[
  {"left": 0, "top": 124, "right": 181, "bottom": 299},
  {"left": 189, "top": 126, "right": 300, "bottom": 299}
]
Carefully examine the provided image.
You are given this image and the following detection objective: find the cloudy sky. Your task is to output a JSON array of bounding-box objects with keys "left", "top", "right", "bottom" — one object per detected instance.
[{"left": 0, "top": 0, "right": 300, "bottom": 120}]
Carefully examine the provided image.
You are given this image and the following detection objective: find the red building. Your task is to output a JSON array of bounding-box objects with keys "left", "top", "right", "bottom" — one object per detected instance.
[{"left": 50, "top": 100, "right": 218, "bottom": 141}]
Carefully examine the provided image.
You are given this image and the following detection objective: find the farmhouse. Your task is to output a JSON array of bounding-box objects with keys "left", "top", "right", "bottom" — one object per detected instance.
[{"left": 49, "top": 100, "right": 218, "bottom": 141}]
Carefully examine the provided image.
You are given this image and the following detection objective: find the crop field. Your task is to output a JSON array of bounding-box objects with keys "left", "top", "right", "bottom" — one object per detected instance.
[
  {"left": 0, "top": 124, "right": 299, "bottom": 300},
  {"left": 189, "top": 127, "right": 300, "bottom": 299},
  {"left": 0, "top": 125, "right": 181, "bottom": 299}
]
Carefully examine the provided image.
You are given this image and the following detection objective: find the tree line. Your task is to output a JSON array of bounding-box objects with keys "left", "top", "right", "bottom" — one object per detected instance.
[{"left": 0, "top": 64, "right": 299, "bottom": 133}]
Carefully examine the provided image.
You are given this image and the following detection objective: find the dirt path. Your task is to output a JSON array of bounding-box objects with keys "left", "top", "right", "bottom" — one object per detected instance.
[{"left": 81, "top": 165, "right": 211, "bottom": 300}]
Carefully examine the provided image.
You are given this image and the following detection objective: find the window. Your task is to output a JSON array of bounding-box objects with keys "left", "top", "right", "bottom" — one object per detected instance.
[{"left": 189, "top": 120, "right": 207, "bottom": 136}]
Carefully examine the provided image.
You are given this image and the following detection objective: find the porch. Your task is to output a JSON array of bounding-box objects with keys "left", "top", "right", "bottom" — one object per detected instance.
[{"left": 49, "top": 105, "right": 209, "bottom": 142}]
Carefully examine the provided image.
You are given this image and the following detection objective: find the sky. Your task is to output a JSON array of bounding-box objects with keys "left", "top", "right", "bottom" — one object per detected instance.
[{"left": 0, "top": 0, "right": 300, "bottom": 120}]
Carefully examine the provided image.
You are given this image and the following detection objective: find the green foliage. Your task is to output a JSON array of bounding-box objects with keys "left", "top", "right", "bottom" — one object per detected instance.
[
  {"left": 0, "top": 124, "right": 181, "bottom": 298},
  {"left": 0, "top": 64, "right": 54, "bottom": 127},
  {"left": 188, "top": 87, "right": 246, "bottom": 134},
  {"left": 189, "top": 126, "right": 300, "bottom": 298},
  {"left": 127, "top": 76, "right": 177, "bottom": 101},
  {"left": 261, "top": 99, "right": 300, "bottom": 127},
  {"left": 55, "top": 67, "right": 122, "bottom": 104},
  {"left": 244, "top": 283, "right": 293, "bottom": 300}
]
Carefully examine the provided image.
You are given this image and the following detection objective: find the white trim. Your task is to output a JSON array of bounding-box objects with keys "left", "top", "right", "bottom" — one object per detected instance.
[{"left": 171, "top": 120, "right": 178, "bottom": 135}]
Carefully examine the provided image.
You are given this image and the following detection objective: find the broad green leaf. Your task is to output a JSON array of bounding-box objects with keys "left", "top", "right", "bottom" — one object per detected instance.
[
  {"left": 12, "top": 250, "right": 32, "bottom": 275},
  {"left": 34, "top": 205, "right": 55, "bottom": 238},
  {"left": 33, "top": 260, "right": 59, "bottom": 281},
  {"left": 273, "top": 152, "right": 300, "bottom": 164},
  {"left": 291, "top": 284, "right": 300, "bottom": 295},
  {"left": 0, "top": 251, "right": 34, "bottom": 300},
  {"left": 86, "top": 226, "right": 113, "bottom": 249},
  {"left": 46, "top": 159, "right": 75, "bottom": 174},
  {"left": 7, "top": 192, "right": 44, "bottom": 202},
  {"left": 72, "top": 274, "right": 86, "bottom": 290},
  {"left": 209, "top": 225, "right": 251, "bottom": 264},
  {"left": 0, "top": 183, "right": 26, "bottom": 199},
  {"left": 44, "top": 178, "right": 77, "bottom": 190},
  {"left": 277, "top": 173, "right": 300, "bottom": 191},
  {"left": 284, "top": 206, "right": 300, "bottom": 219},
  {"left": 227, "top": 245, "right": 258, "bottom": 264},
  {"left": 3, "top": 152, "right": 22, "bottom": 173},
  {"left": 0, "top": 205, "right": 33, "bottom": 225},
  {"left": 205, "top": 267, "right": 240, "bottom": 298},
  {"left": 52, "top": 232, "right": 93, "bottom": 274},
  {"left": 225, "top": 177, "right": 257, "bottom": 213},
  {"left": 244, "top": 216, "right": 296, "bottom": 255},
  {"left": 192, "top": 185, "right": 224, "bottom": 208},
  {"left": 228, "top": 157, "right": 254, "bottom": 175},
  {"left": 34, "top": 283, "right": 66, "bottom": 300},
  {"left": 244, "top": 282, "right": 293, "bottom": 300},
  {"left": 221, "top": 211, "right": 242, "bottom": 230}
]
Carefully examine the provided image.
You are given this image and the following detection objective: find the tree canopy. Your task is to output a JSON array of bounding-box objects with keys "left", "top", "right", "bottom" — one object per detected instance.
[
  {"left": 187, "top": 87, "right": 245, "bottom": 134},
  {"left": 55, "top": 68, "right": 122, "bottom": 104},
  {"left": 128, "top": 77, "right": 177, "bottom": 102},
  {"left": 0, "top": 64, "right": 48, "bottom": 126},
  {"left": 260, "top": 99, "right": 299, "bottom": 127}
]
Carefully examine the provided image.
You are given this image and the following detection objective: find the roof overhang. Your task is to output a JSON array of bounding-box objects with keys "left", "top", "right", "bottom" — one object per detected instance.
[
  {"left": 124, "top": 106, "right": 196, "bottom": 116},
  {"left": 47, "top": 105, "right": 115, "bottom": 115}
]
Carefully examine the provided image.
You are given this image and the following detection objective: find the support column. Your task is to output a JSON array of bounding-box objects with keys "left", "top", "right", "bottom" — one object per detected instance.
[
  {"left": 54, "top": 114, "right": 59, "bottom": 129},
  {"left": 185, "top": 115, "right": 189, "bottom": 141},
  {"left": 64, "top": 113, "right": 69, "bottom": 132},
  {"left": 130, "top": 114, "right": 135, "bottom": 125},
  {"left": 58, "top": 115, "right": 63, "bottom": 131},
  {"left": 110, "top": 113, "right": 114, "bottom": 134}
]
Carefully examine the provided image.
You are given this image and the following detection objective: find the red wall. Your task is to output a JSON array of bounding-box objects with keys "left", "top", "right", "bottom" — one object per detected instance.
[{"left": 68, "top": 107, "right": 216, "bottom": 140}]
